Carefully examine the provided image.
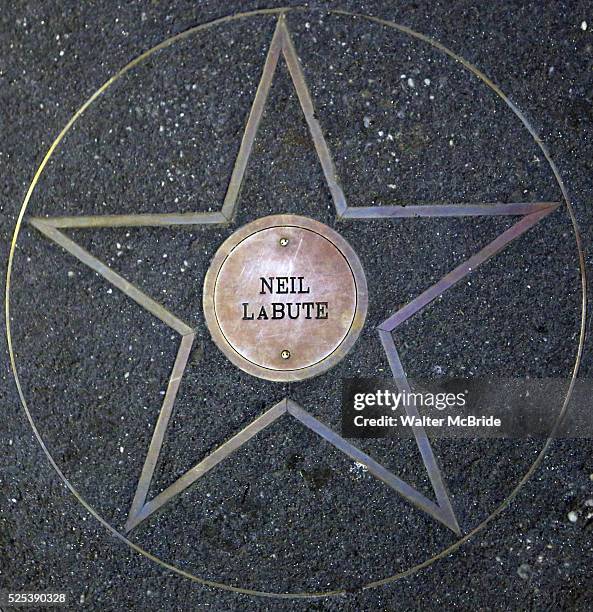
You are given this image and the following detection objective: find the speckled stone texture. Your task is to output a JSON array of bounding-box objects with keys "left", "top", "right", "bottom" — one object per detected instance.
[{"left": 1, "top": 1, "right": 592, "bottom": 610}]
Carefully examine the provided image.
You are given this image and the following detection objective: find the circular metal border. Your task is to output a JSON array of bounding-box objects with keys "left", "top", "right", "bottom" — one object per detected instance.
[
  {"left": 4, "top": 6, "right": 587, "bottom": 599},
  {"left": 202, "top": 214, "right": 368, "bottom": 382}
]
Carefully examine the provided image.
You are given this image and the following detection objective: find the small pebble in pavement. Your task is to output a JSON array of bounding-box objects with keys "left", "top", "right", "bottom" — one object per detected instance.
[{"left": 517, "top": 564, "right": 532, "bottom": 579}]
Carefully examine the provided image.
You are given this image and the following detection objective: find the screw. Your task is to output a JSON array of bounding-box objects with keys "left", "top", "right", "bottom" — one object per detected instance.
[
  {"left": 281, "top": 350, "right": 291, "bottom": 360},
  {"left": 279, "top": 237, "right": 289, "bottom": 247}
]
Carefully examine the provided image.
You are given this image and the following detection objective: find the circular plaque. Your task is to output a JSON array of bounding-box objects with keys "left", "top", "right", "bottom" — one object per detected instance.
[{"left": 203, "top": 214, "right": 368, "bottom": 381}]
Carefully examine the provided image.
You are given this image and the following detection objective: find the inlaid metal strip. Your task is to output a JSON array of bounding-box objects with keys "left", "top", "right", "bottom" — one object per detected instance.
[
  {"left": 126, "top": 399, "right": 289, "bottom": 531},
  {"left": 279, "top": 17, "right": 348, "bottom": 216},
  {"left": 220, "top": 17, "right": 285, "bottom": 220},
  {"left": 126, "top": 333, "right": 195, "bottom": 529},
  {"left": 378, "top": 331, "right": 460, "bottom": 532},
  {"left": 341, "top": 201, "right": 559, "bottom": 219},
  {"left": 286, "top": 399, "right": 459, "bottom": 533},
  {"left": 378, "top": 206, "right": 559, "bottom": 332},
  {"left": 29, "top": 219, "right": 193, "bottom": 336},
  {"left": 29, "top": 211, "right": 228, "bottom": 228}
]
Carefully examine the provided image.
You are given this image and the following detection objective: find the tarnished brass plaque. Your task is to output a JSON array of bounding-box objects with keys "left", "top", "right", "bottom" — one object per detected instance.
[{"left": 203, "top": 215, "right": 368, "bottom": 381}]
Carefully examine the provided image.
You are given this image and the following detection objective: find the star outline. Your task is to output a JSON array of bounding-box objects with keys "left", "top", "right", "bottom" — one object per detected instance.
[{"left": 27, "top": 16, "right": 562, "bottom": 537}]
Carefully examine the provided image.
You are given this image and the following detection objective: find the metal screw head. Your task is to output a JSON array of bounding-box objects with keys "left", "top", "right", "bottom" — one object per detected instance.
[
  {"left": 279, "top": 237, "right": 289, "bottom": 247},
  {"left": 281, "top": 349, "right": 291, "bottom": 360}
]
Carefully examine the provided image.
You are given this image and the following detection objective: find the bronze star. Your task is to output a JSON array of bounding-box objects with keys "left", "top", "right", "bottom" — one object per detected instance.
[{"left": 29, "top": 16, "right": 559, "bottom": 537}]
